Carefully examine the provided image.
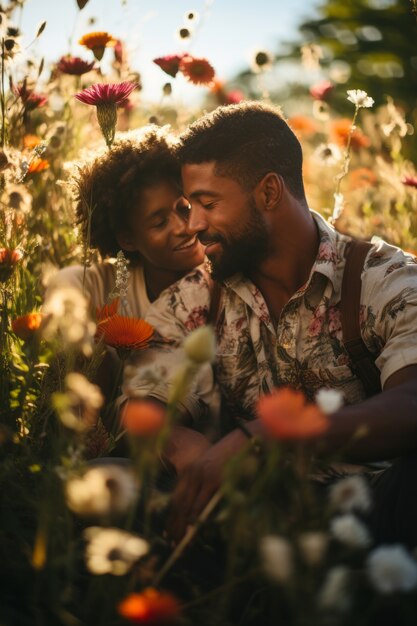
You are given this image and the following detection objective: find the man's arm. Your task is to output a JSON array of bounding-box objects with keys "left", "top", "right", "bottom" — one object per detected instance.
[{"left": 167, "top": 365, "right": 417, "bottom": 540}]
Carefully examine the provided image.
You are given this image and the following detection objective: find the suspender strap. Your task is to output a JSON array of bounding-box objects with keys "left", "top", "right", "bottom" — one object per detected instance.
[
  {"left": 341, "top": 239, "right": 381, "bottom": 396},
  {"left": 208, "top": 279, "right": 222, "bottom": 326}
]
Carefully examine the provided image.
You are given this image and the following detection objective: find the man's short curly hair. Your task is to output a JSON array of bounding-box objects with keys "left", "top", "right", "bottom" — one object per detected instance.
[
  {"left": 71, "top": 125, "right": 180, "bottom": 261},
  {"left": 176, "top": 101, "right": 306, "bottom": 200}
]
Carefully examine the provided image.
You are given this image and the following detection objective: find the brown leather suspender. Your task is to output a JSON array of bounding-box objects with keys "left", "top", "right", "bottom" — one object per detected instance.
[{"left": 341, "top": 239, "right": 381, "bottom": 396}]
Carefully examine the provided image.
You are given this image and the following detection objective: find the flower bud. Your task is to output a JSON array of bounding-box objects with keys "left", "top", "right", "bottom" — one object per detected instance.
[{"left": 183, "top": 325, "right": 215, "bottom": 364}]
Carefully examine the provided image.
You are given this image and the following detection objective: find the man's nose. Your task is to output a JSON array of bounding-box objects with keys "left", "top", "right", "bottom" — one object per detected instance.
[{"left": 187, "top": 203, "right": 208, "bottom": 235}]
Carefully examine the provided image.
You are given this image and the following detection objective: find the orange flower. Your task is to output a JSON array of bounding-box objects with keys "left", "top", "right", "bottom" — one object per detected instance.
[
  {"left": 256, "top": 387, "right": 329, "bottom": 440},
  {"left": 79, "top": 31, "right": 116, "bottom": 61},
  {"left": 96, "top": 315, "right": 153, "bottom": 351},
  {"left": 288, "top": 115, "right": 318, "bottom": 137},
  {"left": 330, "top": 118, "right": 370, "bottom": 150},
  {"left": 28, "top": 158, "right": 49, "bottom": 174},
  {"left": 121, "top": 400, "right": 165, "bottom": 436},
  {"left": 23, "top": 134, "right": 41, "bottom": 149},
  {"left": 118, "top": 588, "right": 181, "bottom": 625},
  {"left": 179, "top": 55, "right": 215, "bottom": 85},
  {"left": 12, "top": 312, "right": 44, "bottom": 340},
  {"left": 349, "top": 168, "right": 378, "bottom": 189},
  {"left": 96, "top": 297, "right": 119, "bottom": 322}
]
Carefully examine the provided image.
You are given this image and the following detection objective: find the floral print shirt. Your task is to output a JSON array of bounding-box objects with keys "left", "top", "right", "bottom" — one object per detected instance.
[{"left": 123, "top": 211, "right": 417, "bottom": 427}]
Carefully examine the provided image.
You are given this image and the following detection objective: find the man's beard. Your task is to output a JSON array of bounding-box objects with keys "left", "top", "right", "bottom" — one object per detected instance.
[{"left": 205, "top": 198, "right": 269, "bottom": 281}]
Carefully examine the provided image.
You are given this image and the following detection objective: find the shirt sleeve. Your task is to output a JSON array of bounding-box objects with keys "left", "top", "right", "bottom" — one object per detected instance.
[
  {"left": 361, "top": 246, "right": 417, "bottom": 388},
  {"left": 121, "top": 268, "right": 221, "bottom": 432}
]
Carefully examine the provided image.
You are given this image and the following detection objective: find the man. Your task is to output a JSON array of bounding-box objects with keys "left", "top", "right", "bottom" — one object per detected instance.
[{"left": 123, "top": 101, "right": 417, "bottom": 543}]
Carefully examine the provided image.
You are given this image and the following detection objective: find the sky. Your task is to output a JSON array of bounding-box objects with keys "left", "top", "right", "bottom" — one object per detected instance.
[{"left": 17, "top": 0, "right": 320, "bottom": 102}]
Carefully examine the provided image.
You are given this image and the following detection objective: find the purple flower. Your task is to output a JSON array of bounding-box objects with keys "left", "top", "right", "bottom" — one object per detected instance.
[
  {"left": 57, "top": 56, "right": 95, "bottom": 76},
  {"left": 74, "top": 82, "right": 138, "bottom": 148},
  {"left": 75, "top": 81, "right": 138, "bottom": 106}
]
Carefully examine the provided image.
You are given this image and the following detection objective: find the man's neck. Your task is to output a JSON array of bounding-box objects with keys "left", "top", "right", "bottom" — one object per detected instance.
[{"left": 249, "top": 207, "right": 319, "bottom": 323}]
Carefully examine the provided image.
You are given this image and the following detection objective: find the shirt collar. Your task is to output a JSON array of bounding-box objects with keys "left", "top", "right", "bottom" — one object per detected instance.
[{"left": 222, "top": 210, "right": 348, "bottom": 325}]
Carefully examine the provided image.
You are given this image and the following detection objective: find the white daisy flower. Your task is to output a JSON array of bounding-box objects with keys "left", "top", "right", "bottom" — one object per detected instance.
[
  {"left": 315, "top": 388, "right": 344, "bottom": 414},
  {"left": 259, "top": 535, "right": 293, "bottom": 583},
  {"left": 54, "top": 373, "right": 103, "bottom": 432},
  {"left": 313, "top": 143, "right": 342, "bottom": 166},
  {"left": 346, "top": 89, "right": 374, "bottom": 109},
  {"left": 329, "top": 475, "right": 372, "bottom": 513},
  {"left": 318, "top": 566, "right": 351, "bottom": 612},
  {"left": 330, "top": 514, "right": 372, "bottom": 549},
  {"left": 367, "top": 545, "right": 417, "bottom": 594},
  {"left": 84, "top": 527, "right": 149, "bottom": 576},
  {"left": 65, "top": 464, "right": 138, "bottom": 517},
  {"left": 42, "top": 286, "right": 96, "bottom": 356},
  {"left": 298, "top": 531, "right": 329, "bottom": 567}
]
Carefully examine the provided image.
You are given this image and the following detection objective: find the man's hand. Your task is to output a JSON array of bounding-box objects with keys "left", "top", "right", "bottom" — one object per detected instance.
[
  {"left": 162, "top": 425, "right": 211, "bottom": 475},
  {"left": 166, "top": 427, "right": 250, "bottom": 541}
]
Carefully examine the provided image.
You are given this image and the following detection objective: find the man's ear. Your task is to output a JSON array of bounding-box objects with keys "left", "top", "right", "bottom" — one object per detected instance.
[
  {"left": 254, "top": 172, "right": 283, "bottom": 211},
  {"left": 115, "top": 231, "right": 137, "bottom": 252}
]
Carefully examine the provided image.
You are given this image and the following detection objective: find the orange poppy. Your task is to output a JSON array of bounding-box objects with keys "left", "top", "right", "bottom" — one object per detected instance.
[
  {"left": 78, "top": 31, "right": 116, "bottom": 61},
  {"left": 96, "top": 314, "right": 153, "bottom": 351},
  {"left": 288, "top": 115, "right": 318, "bottom": 137},
  {"left": 349, "top": 168, "right": 378, "bottom": 189},
  {"left": 96, "top": 297, "right": 119, "bottom": 322},
  {"left": 330, "top": 118, "right": 370, "bottom": 150},
  {"left": 179, "top": 55, "right": 215, "bottom": 85},
  {"left": 256, "top": 387, "right": 329, "bottom": 440},
  {"left": 12, "top": 312, "right": 44, "bottom": 340},
  {"left": 78, "top": 31, "right": 116, "bottom": 49},
  {"left": 118, "top": 588, "right": 181, "bottom": 625},
  {"left": 23, "top": 134, "right": 41, "bottom": 150},
  {"left": 28, "top": 158, "right": 49, "bottom": 174},
  {"left": 121, "top": 399, "right": 165, "bottom": 436}
]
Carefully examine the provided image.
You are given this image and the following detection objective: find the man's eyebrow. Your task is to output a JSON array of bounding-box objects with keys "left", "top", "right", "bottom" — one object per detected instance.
[{"left": 188, "top": 190, "right": 219, "bottom": 199}]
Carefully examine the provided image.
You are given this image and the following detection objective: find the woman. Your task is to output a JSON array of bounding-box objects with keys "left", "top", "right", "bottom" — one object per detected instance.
[{"left": 46, "top": 124, "right": 205, "bottom": 316}]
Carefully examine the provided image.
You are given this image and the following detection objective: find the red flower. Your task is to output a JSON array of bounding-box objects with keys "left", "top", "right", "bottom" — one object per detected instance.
[
  {"left": 15, "top": 83, "right": 47, "bottom": 110},
  {"left": 256, "top": 387, "right": 329, "bottom": 440},
  {"left": 12, "top": 312, "right": 44, "bottom": 341},
  {"left": 153, "top": 54, "right": 185, "bottom": 78},
  {"left": 226, "top": 90, "right": 244, "bottom": 104},
  {"left": 57, "top": 55, "right": 95, "bottom": 76},
  {"left": 121, "top": 400, "right": 165, "bottom": 436},
  {"left": 118, "top": 588, "right": 181, "bottom": 625},
  {"left": 179, "top": 55, "right": 215, "bottom": 85},
  {"left": 75, "top": 81, "right": 138, "bottom": 106},
  {"left": 113, "top": 39, "right": 124, "bottom": 64},
  {"left": 402, "top": 175, "right": 417, "bottom": 189},
  {"left": 0, "top": 247, "right": 23, "bottom": 282},
  {"left": 75, "top": 82, "right": 138, "bottom": 147},
  {"left": 310, "top": 80, "right": 334, "bottom": 101}
]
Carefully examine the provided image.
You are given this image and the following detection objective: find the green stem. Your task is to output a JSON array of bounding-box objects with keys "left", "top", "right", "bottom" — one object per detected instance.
[{"left": 1, "top": 38, "right": 5, "bottom": 148}]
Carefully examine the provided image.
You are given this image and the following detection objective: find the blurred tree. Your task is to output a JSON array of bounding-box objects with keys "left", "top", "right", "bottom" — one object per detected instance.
[{"left": 275, "top": 0, "right": 417, "bottom": 113}]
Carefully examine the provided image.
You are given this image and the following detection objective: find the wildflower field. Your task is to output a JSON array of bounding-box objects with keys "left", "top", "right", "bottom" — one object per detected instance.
[{"left": 1, "top": 1, "right": 417, "bottom": 625}]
